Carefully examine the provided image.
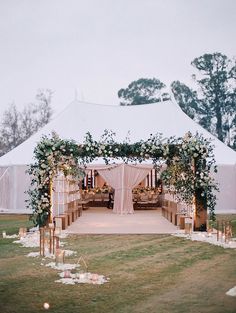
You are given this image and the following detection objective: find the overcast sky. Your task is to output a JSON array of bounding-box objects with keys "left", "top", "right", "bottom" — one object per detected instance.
[{"left": 0, "top": 0, "right": 236, "bottom": 116}]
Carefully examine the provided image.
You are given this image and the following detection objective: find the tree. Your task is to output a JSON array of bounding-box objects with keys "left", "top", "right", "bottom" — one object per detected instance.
[
  {"left": 21, "top": 89, "right": 53, "bottom": 142},
  {"left": 0, "top": 103, "right": 22, "bottom": 154},
  {"left": 118, "top": 78, "right": 166, "bottom": 106},
  {"left": 35, "top": 89, "right": 53, "bottom": 128},
  {"left": 0, "top": 89, "right": 53, "bottom": 156},
  {"left": 171, "top": 81, "right": 199, "bottom": 120},
  {"left": 171, "top": 81, "right": 215, "bottom": 135},
  {"left": 172, "top": 53, "right": 236, "bottom": 149}
]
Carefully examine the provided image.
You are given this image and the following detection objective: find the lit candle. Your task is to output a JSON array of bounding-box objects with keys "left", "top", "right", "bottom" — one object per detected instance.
[
  {"left": 79, "top": 273, "right": 86, "bottom": 280},
  {"left": 2, "top": 231, "right": 6, "bottom": 238},
  {"left": 55, "top": 249, "right": 65, "bottom": 265},
  {"left": 54, "top": 227, "right": 61, "bottom": 236},
  {"left": 19, "top": 227, "right": 27, "bottom": 238},
  {"left": 43, "top": 302, "right": 50, "bottom": 310},
  {"left": 91, "top": 273, "right": 99, "bottom": 283}
]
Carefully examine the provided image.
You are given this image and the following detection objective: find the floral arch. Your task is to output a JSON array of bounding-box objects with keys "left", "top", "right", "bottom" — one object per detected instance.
[{"left": 27, "top": 130, "right": 218, "bottom": 229}]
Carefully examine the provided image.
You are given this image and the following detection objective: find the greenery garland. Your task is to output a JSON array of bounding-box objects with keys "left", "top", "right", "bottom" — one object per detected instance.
[
  {"left": 26, "top": 133, "right": 83, "bottom": 226},
  {"left": 27, "top": 130, "right": 218, "bottom": 226}
]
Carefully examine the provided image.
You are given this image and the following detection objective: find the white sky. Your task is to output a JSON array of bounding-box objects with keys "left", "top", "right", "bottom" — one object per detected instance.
[{"left": 0, "top": 0, "right": 235, "bottom": 116}]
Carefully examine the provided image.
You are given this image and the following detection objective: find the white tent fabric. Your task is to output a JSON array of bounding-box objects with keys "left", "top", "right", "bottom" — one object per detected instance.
[
  {"left": 0, "top": 99, "right": 236, "bottom": 165},
  {"left": 0, "top": 165, "right": 31, "bottom": 213},
  {"left": 0, "top": 99, "right": 235, "bottom": 213}
]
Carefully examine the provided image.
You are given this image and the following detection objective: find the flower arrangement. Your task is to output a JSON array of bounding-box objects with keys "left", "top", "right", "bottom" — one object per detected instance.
[
  {"left": 133, "top": 187, "right": 158, "bottom": 194},
  {"left": 82, "top": 187, "right": 111, "bottom": 194},
  {"left": 27, "top": 130, "right": 218, "bottom": 226},
  {"left": 26, "top": 133, "right": 84, "bottom": 227},
  {"left": 160, "top": 132, "right": 218, "bottom": 220}
]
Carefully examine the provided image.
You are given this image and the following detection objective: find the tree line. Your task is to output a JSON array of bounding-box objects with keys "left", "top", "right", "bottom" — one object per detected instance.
[
  {"left": 0, "top": 52, "right": 235, "bottom": 157},
  {"left": 118, "top": 52, "right": 236, "bottom": 150},
  {"left": 0, "top": 89, "right": 53, "bottom": 157}
]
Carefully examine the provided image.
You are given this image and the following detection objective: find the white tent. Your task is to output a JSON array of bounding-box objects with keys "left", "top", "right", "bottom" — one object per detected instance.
[{"left": 0, "top": 99, "right": 235, "bottom": 213}]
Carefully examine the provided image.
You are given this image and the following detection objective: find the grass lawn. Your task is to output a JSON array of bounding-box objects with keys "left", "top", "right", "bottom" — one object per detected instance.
[{"left": 0, "top": 215, "right": 236, "bottom": 313}]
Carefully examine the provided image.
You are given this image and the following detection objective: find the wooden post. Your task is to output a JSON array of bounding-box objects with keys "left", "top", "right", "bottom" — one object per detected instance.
[
  {"left": 86, "top": 174, "right": 88, "bottom": 189},
  {"left": 155, "top": 169, "right": 157, "bottom": 188},
  {"left": 49, "top": 178, "right": 53, "bottom": 224},
  {"left": 192, "top": 157, "right": 207, "bottom": 231},
  {"left": 217, "top": 221, "right": 219, "bottom": 241},
  {"left": 193, "top": 192, "right": 197, "bottom": 231},
  {"left": 192, "top": 158, "right": 197, "bottom": 231}
]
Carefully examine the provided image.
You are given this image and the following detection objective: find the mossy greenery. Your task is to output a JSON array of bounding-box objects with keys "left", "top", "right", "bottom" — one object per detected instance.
[{"left": 27, "top": 130, "right": 218, "bottom": 226}]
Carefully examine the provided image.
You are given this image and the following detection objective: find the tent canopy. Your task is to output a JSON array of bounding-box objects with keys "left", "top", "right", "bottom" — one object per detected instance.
[
  {"left": 0, "top": 99, "right": 236, "bottom": 166},
  {"left": 0, "top": 98, "right": 235, "bottom": 213}
]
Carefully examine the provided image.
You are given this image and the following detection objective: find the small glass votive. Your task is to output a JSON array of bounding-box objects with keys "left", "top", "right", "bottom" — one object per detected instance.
[
  {"left": 55, "top": 249, "right": 65, "bottom": 265},
  {"left": 63, "top": 270, "right": 71, "bottom": 278},
  {"left": 79, "top": 273, "right": 86, "bottom": 281},
  {"left": 19, "top": 227, "right": 27, "bottom": 238}
]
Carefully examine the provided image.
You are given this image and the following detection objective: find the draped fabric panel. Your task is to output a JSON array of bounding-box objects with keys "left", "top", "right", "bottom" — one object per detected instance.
[
  {"left": 96, "top": 165, "right": 123, "bottom": 213},
  {"left": 0, "top": 165, "right": 31, "bottom": 212},
  {"left": 97, "top": 164, "right": 151, "bottom": 214},
  {"left": 121, "top": 164, "right": 151, "bottom": 213}
]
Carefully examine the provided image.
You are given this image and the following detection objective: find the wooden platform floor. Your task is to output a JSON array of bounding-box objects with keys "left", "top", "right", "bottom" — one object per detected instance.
[{"left": 66, "top": 207, "right": 178, "bottom": 234}]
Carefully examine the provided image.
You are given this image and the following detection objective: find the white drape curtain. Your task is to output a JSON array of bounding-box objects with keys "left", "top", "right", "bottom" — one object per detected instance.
[
  {"left": 97, "top": 164, "right": 151, "bottom": 214},
  {"left": 0, "top": 165, "right": 31, "bottom": 212}
]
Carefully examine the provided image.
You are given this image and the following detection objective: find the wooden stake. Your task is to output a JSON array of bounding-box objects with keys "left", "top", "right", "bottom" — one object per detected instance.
[{"left": 49, "top": 178, "right": 53, "bottom": 223}]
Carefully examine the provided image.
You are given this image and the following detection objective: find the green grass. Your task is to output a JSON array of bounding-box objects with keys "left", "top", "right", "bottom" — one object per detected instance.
[
  {"left": 0, "top": 214, "right": 33, "bottom": 235},
  {"left": 0, "top": 215, "right": 236, "bottom": 313}
]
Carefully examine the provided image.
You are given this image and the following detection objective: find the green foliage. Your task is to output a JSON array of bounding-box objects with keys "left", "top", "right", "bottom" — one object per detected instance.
[
  {"left": 171, "top": 81, "right": 202, "bottom": 119},
  {"left": 26, "top": 133, "right": 84, "bottom": 227},
  {"left": 118, "top": 78, "right": 166, "bottom": 105},
  {"left": 160, "top": 132, "right": 218, "bottom": 220}
]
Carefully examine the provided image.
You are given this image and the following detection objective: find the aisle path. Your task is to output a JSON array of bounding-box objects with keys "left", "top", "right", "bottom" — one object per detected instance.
[{"left": 66, "top": 207, "right": 178, "bottom": 234}]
